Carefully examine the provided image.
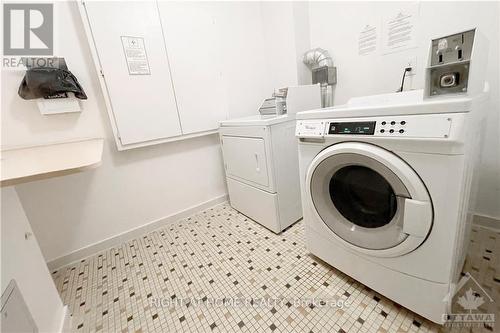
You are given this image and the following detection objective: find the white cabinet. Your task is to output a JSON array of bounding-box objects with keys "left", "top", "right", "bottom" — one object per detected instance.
[
  {"left": 82, "top": 1, "right": 181, "bottom": 146},
  {"left": 80, "top": 1, "right": 229, "bottom": 150},
  {"left": 1, "top": 187, "right": 67, "bottom": 332},
  {"left": 1, "top": 281, "right": 38, "bottom": 333},
  {"left": 157, "top": 2, "right": 228, "bottom": 135}
]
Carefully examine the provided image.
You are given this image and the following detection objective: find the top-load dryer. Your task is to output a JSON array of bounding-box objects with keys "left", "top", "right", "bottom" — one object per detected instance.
[{"left": 296, "top": 29, "right": 490, "bottom": 324}]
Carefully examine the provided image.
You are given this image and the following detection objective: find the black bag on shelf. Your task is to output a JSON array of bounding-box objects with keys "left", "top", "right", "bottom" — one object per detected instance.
[{"left": 18, "top": 67, "right": 87, "bottom": 100}]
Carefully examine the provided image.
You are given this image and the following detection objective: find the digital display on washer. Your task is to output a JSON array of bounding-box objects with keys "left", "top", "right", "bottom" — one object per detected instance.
[{"left": 328, "top": 122, "right": 376, "bottom": 135}]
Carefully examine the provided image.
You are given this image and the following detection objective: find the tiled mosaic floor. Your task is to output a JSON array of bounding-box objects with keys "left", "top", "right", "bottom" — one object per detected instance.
[{"left": 52, "top": 203, "right": 499, "bottom": 333}]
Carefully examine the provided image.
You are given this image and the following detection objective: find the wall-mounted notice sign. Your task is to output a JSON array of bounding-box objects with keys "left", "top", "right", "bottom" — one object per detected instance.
[
  {"left": 121, "top": 36, "right": 151, "bottom": 75},
  {"left": 382, "top": 2, "right": 419, "bottom": 54},
  {"left": 358, "top": 24, "right": 378, "bottom": 56}
]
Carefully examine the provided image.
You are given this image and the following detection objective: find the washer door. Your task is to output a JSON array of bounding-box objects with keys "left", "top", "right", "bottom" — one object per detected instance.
[{"left": 306, "top": 142, "right": 433, "bottom": 257}]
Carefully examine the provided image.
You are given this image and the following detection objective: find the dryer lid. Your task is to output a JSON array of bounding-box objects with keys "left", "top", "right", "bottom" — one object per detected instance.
[{"left": 219, "top": 114, "right": 291, "bottom": 127}]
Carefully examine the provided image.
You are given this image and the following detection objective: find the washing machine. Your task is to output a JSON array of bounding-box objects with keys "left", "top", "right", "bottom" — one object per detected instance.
[{"left": 296, "top": 29, "right": 489, "bottom": 324}]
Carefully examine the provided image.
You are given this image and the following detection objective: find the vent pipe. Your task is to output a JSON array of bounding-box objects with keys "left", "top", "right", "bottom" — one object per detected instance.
[{"left": 303, "top": 48, "right": 337, "bottom": 108}]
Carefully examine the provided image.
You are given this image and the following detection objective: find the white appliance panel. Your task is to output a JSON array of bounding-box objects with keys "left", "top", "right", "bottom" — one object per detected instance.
[{"left": 221, "top": 136, "right": 270, "bottom": 188}]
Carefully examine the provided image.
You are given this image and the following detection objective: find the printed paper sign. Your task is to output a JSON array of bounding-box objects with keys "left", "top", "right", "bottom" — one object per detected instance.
[
  {"left": 359, "top": 24, "right": 378, "bottom": 56},
  {"left": 382, "top": 2, "right": 419, "bottom": 54},
  {"left": 121, "top": 36, "right": 150, "bottom": 75}
]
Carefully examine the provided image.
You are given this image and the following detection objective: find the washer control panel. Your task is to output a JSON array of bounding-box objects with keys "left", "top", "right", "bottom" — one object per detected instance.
[
  {"left": 296, "top": 114, "right": 461, "bottom": 139},
  {"left": 375, "top": 118, "right": 409, "bottom": 136},
  {"left": 328, "top": 121, "right": 375, "bottom": 135}
]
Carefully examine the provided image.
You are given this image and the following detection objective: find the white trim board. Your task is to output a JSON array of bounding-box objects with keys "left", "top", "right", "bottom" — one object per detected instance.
[
  {"left": 58, "top": 306, "right": 71, "bottom": 333},
  {"left": 473, "top": 213, "right": 500, "bottom": 232},
  {"left": 47, "top": 195, "right": 228, "bottom": 271},
  {"left": 47, "top": 201, "right": 497, "bottom": 270}
]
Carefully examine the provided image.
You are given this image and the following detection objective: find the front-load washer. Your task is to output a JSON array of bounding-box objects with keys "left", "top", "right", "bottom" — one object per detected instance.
[
  {"left": 295, "top": 29, "right": 489, "bottom": 324},
  {"left": 295, "top": 88, "right": 490, "bottom": 323}
]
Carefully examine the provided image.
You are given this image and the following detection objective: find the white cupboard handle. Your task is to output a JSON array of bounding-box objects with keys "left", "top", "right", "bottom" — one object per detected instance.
[{"left": 254, "top": 153, "right": 260, "bottom": 172}]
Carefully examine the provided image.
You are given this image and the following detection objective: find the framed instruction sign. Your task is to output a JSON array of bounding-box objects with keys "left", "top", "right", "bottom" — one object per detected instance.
[{"left": 121, "top": 36, "right": 151, "bottom": 75}]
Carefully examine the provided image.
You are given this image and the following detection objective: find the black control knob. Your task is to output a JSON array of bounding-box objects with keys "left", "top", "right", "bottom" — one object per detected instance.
[
  {"left": 380, "top": 129, "right": 385, "bottom": 133},
  {"left": 381, "top": 121, "right": 387, "bottom": 125},
  {"left": 399, "top": 129, "right": 405, "bottom": 133},
  {"left": 390, "top": 121, "right": 396, "bottom": 125},
  {"left": 400, "top": 121, "right": 406, "bottom": 125},
  {"left": 389, "top": 129, "right": 394, "bottom": 133}
]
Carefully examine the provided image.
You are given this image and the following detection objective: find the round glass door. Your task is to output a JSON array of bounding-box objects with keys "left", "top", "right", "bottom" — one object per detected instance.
[
  {"left": 310, "top": 153, "right": 411, "bottom": 250},
  {"left": 330, "top": 165, "right": 397, "bottom": 229}
]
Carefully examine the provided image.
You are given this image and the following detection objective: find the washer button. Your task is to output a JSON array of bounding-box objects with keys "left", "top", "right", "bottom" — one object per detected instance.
[
  {"left": 380, "top": 129, "right": 385, "bottom": 133},
  {"left": 390, "top": 121, "right": 396, "bottom": 125},
  {"left": 399, "top": 129, "right": 405, "bottom": 133},
  {"left": 400, "top": 121, "right": 406, "bottom": 125},
  {"left": 389, "top": 129, "right": 394, "bottom": 133},
  {"left": 381, "top": 121, "right": 387, "bottom": 125}
]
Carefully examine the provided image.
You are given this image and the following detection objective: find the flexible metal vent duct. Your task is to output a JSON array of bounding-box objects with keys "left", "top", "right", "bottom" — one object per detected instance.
[
  {"left": 303, "top": 48, "right": 336, "bottom": 108},
  {"left": 303, "top": 48, "right": 333, "bottom": 68}
]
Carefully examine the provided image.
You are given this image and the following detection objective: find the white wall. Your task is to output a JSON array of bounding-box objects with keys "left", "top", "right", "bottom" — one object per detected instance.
[
  {"left": 8, "top": 1, "right": 495, "bottom": 268},
  {"left": 308, "top": 1, "right": 500, "bottom": 219},
  {"left": 1, "top": 187, "right": 66, "bottom": 333},
  {"left": 1, "top": 1, "right": 300, "bottom": 263}
]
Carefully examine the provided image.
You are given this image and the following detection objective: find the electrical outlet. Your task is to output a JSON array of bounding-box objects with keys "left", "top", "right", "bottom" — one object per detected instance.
[{"left": 407, "top": 56, "right": 417, "bottom": 76}]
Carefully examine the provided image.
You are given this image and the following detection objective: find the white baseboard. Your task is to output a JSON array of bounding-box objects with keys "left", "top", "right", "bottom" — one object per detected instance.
[
  {"left": 47, "top": 200, "right": 495, "bottom": 271},
  {"left": 59, "top": 305, "right": 71, "bottom": 333},
  {"left": 47, "top": 195, "right": 228, "bottom": 271},
  {"left": 473, "top": 213, "right": 500, "bottom": 232}
]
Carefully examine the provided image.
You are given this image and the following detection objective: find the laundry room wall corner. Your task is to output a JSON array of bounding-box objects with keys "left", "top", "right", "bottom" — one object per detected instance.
[
  {"left": 308, "top": 1, "right": 500, "bottom": 222},
  {"left": 1, "top": 1, "right": 299, "bottom": 265}
]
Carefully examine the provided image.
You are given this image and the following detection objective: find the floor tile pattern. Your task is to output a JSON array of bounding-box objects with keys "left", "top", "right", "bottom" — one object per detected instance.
[{"left": 52, "top": 204, "right": 499, "bottom": 333}]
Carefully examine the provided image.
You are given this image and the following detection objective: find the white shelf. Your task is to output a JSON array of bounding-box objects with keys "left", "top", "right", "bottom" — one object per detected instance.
[{"left": 0, "top": 138, "right": 104, "bottom": 187}]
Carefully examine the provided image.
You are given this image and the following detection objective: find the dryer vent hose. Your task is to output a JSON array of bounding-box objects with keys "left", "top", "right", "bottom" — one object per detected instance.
[{"left": 303, "top": 48, "right": 335, "bottom": 108}]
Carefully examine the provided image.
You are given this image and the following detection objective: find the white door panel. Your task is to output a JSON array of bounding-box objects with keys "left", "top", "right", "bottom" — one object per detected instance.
[
  {"left": 222, "top": 136, "right": 269, "bottom": 188},
  {"left": 157, "top": 2, "right": 228, "bottom": 134},
  {"left": 84, "top": 1, "right": 181, "bottom": 145},
  {"left": 227, "top": 178, "right": 280, "bottom": 233}
]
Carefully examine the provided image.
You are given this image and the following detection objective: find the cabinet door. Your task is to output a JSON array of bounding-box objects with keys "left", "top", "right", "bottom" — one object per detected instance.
[
  {"left": 157, "top": 2, "right": 228, "bottom": 135},
  {"left": 221, "top": 136, "right": 269, "bottom": 188},
  {"left": 83, "top": 1, "right": 181, "bottom": 145},
  {"left": 1, "top": 281, "right": 38, "bottom": 333}
]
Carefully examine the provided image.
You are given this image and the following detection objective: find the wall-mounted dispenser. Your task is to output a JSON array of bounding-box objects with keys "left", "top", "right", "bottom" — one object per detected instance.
[
  {"left": 303, "top": 48, "right": 337, "bottom": 108},
  {"left": 18, "top": 57, "right": 86, "bottom": 115}
]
